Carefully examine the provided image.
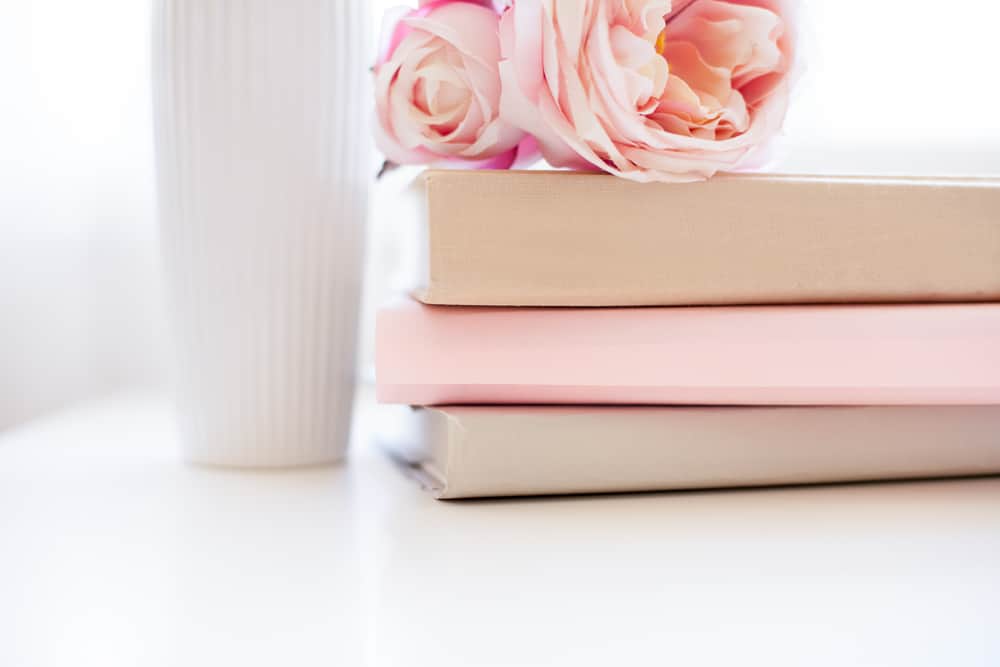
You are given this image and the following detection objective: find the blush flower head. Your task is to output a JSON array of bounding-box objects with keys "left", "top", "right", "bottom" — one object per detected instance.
[
  {"left": 499, "top": 0, "right": 795, "bottom": 182},
  {"left": 374, "top": 0, "right": 532, "bottom": 169}
]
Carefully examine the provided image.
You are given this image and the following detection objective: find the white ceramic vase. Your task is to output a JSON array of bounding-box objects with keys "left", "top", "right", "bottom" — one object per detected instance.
[{"left": 152, "top": 0, "right": 369, "bottom": 466}]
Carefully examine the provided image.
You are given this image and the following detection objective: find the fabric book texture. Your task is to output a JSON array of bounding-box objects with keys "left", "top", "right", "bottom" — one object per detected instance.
[
  {"left": 412, "top": 170, "right": 1000, "bottom": 307},
  {"left": 376, "top": 300, "right": 1000, "bottom": 406},
  {"left": 380, "top": 405, "right": 1000, "bottom": 498}
]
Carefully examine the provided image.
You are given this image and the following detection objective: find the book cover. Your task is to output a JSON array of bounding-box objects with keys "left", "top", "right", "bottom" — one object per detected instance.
[
  {"left": 376, "top": 299, "right": 1000, "bottom": 406},
  {"left": 413, "top": 170, "right": 1000, "bottom": 307},
  {"left": 380, "top": 405, "right": 1000, "bottom": 499}
]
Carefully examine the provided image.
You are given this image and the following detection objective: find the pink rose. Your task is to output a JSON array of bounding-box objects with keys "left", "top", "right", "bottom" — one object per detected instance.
[
  {"left": 374, "top": 0, "right": 532, "bottom": 169},
  {"left": 499, "top": 0, "right": 795, "bottom": 182}
]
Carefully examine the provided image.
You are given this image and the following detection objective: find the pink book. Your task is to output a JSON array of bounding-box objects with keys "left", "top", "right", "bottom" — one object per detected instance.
[{"left": 376, "top": 300, "right": 1000, "bottom": 406}]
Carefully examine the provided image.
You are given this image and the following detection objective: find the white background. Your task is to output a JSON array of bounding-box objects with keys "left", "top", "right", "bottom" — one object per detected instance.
[{"left": 2, "top": 0, "right": 999, "bottom": 430}]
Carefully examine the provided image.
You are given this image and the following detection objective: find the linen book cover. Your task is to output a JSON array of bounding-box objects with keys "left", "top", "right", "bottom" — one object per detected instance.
[
  {"left": 376, "top": 300, "right": 1000, "bottom": 407},
  {"left": 410, "top": 170, "right": 1000, "bottom": 307},
  {"left": 379, "top": 405, "right": 1000, "bottom": 499}
]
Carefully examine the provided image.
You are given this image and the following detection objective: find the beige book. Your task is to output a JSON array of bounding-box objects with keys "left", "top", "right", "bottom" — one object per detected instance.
[
  {"left": 379, "top": 405, "right": 1000, "bottom": 499},
  {"left": 413, "top": 170, "right": 1000, "bottom": 307}
]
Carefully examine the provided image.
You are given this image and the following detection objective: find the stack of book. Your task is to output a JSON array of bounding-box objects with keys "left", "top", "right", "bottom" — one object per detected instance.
[{"left": 376, "top": 170, "right": 1000, "bottom": 499}]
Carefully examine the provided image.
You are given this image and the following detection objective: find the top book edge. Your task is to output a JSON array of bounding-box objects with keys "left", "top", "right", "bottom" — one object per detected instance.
[
  {"left": 412, "top": 167, "right": 1000, "bottom": 307},
  {"left": 420, "top": 169, "right": 1000, "bottom": 188}
]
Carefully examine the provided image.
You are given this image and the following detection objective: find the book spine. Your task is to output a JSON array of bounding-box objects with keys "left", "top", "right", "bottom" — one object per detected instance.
[{"left": 419, "top": 171, "right": 1000, "bottom": 307}]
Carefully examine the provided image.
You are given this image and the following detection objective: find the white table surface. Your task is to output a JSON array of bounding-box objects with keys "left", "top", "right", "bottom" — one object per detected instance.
[{"left": 2, "top": 391, "right": 999, "bottom": 667}]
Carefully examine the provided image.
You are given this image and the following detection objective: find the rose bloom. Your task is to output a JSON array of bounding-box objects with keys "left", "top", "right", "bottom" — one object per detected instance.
[
  {"left": 499, "top": 0, "right": 795, "bottom": 182},
  {"left": 374, "top": 0, "right": 531, "bottom": 168}
]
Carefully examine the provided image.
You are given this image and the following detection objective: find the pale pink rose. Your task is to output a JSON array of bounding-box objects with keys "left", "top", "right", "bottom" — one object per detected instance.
[
  {"left": 499, "top": 0, "right": 795, "bottom": 182},
  {"left": 374, "top": 0, "right": 532, "bottom": 169}
]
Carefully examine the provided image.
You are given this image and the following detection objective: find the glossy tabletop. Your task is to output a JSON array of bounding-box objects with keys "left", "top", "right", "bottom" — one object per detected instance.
[{"left": 2, "top": 391, "right": 999, "bottom": 666}]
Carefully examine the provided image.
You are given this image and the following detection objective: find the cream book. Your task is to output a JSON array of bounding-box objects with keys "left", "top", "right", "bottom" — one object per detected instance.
[
  {"left": 412, "top": 170, "right": 1000, "bottom": 307},
  {"left": 379, "top": 405, "right": 1000, "bottom": 499}
]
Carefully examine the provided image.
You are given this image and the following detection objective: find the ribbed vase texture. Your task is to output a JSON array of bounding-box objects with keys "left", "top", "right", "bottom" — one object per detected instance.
[{"left": 152, "top": 0, "right": 368, "bottom": 466}]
